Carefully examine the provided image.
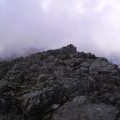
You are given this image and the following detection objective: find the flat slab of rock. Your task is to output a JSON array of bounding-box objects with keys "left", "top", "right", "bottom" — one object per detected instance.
[{"left": 52, "top": 96, "right": 118, "bottom": 120}]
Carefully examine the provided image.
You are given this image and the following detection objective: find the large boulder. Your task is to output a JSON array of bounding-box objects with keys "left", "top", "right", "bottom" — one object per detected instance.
[
  {"left": 89, "top": 58, "right": 118, "bottom": 74},
  {"left": 52, "top": 96, "right": 118, "bottom": 120}
]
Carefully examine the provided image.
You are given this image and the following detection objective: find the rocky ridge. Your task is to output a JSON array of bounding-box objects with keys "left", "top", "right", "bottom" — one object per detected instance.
[{"left": 0, "top": 44, "right": 120, "bottom": 120}]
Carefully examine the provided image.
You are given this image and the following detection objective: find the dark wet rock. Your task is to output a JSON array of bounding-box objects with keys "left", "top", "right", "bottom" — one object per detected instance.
[{"left": 0, "top": 44, "right": 120, "bottom": 120}]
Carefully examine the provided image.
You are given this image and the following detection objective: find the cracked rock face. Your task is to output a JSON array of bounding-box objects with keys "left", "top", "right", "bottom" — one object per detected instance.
[{"left": 0, "top": 44, "right": 120, "bottom": 120}]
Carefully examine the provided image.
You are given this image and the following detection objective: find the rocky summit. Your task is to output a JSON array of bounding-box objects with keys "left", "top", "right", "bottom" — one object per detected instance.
[{"left": 0, "top": 44, "right": 120, "bottom": 120}]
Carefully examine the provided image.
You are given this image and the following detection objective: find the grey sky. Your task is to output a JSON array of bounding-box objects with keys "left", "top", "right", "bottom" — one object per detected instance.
[{"left": 0, "top": 0, "right": 120, "bottom": 58}]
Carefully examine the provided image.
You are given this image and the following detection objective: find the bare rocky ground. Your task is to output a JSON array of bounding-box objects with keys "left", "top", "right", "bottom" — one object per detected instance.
[{"left": 0, "top": 44, "right": 120, "bottom": 120}]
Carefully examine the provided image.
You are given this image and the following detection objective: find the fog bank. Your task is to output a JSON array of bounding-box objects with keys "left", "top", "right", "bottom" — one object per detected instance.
[{"left": 0, "top": 0, "right": 120, "bottom": 62}]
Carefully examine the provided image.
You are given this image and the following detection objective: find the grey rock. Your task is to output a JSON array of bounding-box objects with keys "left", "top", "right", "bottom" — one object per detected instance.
[
  {"left": 81, "top": 62, "right": 90, "bottom": 68},
  {"left": 52, "top": 97, "right": 118, "bottom": 120},
  {"left": 29, "top": 64, "right": 39, "bottom": 72},
  {"left": 89, "top": 58, "right": 117, "bottom": 73},
  {"left": 0, "top": 44, "right": 119, "bottom": 120},
  {"left": 51, "top": 104, "right": 60, "bottom": 110},
  {"left": 37, "top": 74, "right": 50, "bottom": 82}
]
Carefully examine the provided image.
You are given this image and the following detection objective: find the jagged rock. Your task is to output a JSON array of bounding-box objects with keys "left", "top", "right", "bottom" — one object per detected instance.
[
  {"left": 89, "top": 58, "right": 118, "bottom": 74},
  {"left": 0, "top": 44, "right": 120, "bottom": 120}
]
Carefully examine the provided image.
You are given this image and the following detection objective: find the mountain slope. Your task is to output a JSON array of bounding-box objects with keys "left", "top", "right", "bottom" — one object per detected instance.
[{"left": 0, "top": 44, "right": 120, "bottom": 120}]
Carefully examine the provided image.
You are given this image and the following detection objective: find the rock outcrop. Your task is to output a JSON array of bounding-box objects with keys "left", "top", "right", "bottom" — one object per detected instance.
[{"left": 0, "top": 44, "right": 120, "bottom": 120}]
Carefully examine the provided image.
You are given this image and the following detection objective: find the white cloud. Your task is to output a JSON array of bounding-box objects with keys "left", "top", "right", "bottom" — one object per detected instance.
[
  {"left": 40, "top": 0, "right": 50, "bottom": 12},
  {"left": 0, "top": 0, "right": 120, "bottom": 58}
]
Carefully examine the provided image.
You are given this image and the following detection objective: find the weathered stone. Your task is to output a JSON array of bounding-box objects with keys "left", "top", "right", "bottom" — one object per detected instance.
[
  {"left": 89, "top": 58, "right": 116, "bottom": 73},
  {"left": 52, "top": 98, "right": 118, "bottom": 120},
  {"left": 0, "top": 44, "right": 119, "bottom": 120}
]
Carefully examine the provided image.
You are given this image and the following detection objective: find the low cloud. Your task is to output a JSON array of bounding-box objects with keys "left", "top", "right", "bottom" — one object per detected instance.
[{"left": 0, "top": 0, "right": 120, "bottom": 59}]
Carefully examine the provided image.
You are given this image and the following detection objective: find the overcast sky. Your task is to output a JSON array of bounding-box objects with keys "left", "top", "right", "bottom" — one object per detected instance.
[{"left": 0, "top": 0, "right": 120, "bottom": 58}]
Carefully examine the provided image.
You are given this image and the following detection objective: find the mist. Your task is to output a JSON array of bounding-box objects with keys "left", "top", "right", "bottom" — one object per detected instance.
[{"left": 0, "top": 0, "right": 120, "bottom": 62}]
